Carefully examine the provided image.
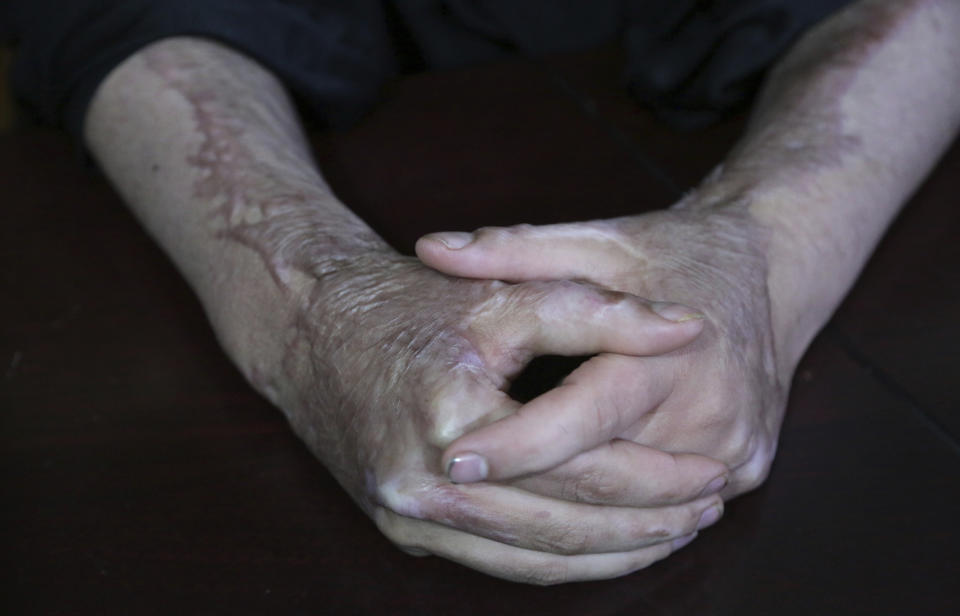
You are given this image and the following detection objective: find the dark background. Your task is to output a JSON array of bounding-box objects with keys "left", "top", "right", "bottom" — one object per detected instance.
[{"left": 2, "top": 45, "right": 958, "bottom": 614}]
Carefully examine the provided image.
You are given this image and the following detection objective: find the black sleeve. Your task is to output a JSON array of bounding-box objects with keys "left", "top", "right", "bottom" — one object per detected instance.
[
  {"left": 390, "top": 0, "right": 858, "bottom": 130},
  {"left": 3, "top": 0, "right": 395, "bottom": 141},
  {"left": 623, "top": 0, "right": 858, "bottom": 130}
]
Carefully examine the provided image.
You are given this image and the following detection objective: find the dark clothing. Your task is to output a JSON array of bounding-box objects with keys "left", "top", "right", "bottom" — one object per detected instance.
[{"left": 1, "top": 0, "right": 853, "bottom": 141}]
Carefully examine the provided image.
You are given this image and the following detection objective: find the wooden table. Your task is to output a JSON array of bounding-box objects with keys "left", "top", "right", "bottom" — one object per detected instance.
[{"left": 3, "top": 47, "right": 958, "bottom": 615}]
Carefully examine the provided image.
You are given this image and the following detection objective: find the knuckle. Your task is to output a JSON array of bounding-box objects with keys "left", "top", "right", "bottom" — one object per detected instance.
[
  {"left": 508, "top": 280, "right": 560, "bottom": 307},
  {"left": 423, "top": 372, "right": 490, "bottom": 446},
  {"left": 375, "top": 476, "right": 470, "bottom": 526},
  {"left": 653, "top": 456, "right": 690, "bottom": 502},
  {"left": 731, "top": 428, "right": 762, "bottom": 465},
  {"left": 424, "top": 395, "right": 458, "bottom": 446},
  {"left": 740, "top": 468, "right": 770, "bottom": 492},
  {"left": 483, "top": 279, "right": 544, "bottom": 314},
  {"left": 585, "top": 286, "right": 628, "bottom": 308},
  {"left": 373, "top": 478, "right": 423, "bottom": 520},
  {"left": 683, "top": 504, "right": 707, "bottom": 534},
  {"left": 707, "top": 414, "right": 754, "bottom": 464},
  {"left": 556, "top": 284, "right": 630, "bottom": 322},
  {"left": 561, "top": 468, "right": 622, "bottom": 505},
  {"left": 546, "top": 526, "right": 593, "bottom": 555},
  {"left": 651, "top": 502, "right": 707, "bottom": 538},
  {"left": 472, "top": 226, "right": 500, "bottom": 240},
  {"left": 524, "top": 517, "right": 594, "bottom": 555},
  {"left": 475, "top": 225, "right": 529, "bottom": 243},
  {"left": 584, "top": 387, "right": 629, "bottom": 440},
  {"left": 735, "top": 446, "right": 775, "bottom": 492},
  {"left": 482, "top": 278, "right": 508, "bottom": 293},
  {"left": 584, "top": 478, "right": 623, "bottom": 504},
  {"left": 628, "top": 517, "right": 673, "bottom": 544},
  {"left": 375, "top": 512, "right": 434, "bottom": 558},
  {"left": 653, "top": 481, "right": 686, "bottom": 504},
  {"left": 374, "top": 508, "right": 418, "bottom": 548},
  {"left": 416, "top": 483, "right": 470, "bottom": 524},
  {"left": 558, "top": 476, "right": 581, "bottom": 502}
]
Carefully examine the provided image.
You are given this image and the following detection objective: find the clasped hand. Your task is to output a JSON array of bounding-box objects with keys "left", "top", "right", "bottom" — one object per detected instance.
[
  {"left": 418, "top": 206, "right": 788, "bottom": 509},
  {"left": 269, "top": 247, "right": 728, "bottom": 583}
]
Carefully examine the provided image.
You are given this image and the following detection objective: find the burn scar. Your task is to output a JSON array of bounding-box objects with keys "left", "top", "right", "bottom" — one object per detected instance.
[{"left": 141, "top": 44, "right": 383, "bottom": 290}]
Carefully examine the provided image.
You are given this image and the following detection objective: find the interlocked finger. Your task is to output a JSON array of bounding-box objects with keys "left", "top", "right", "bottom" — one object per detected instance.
[
  {"left": 513, "top": 439, "right": 728, "bottom": 508},
  {"left": 374, "top": 506, "right": 702, "bottom": 585},
  {"left": 375, "top": 473, "right": 721, "bottom": 557},
  {"left": 444, "top": 354, "right": 677, "bottom": 483}
]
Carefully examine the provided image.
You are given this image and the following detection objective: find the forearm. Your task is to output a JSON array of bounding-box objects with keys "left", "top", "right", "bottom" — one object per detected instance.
[
  {"left": 83, "top": 37, "right": 392, "bottom": 377},
  {"left": 82, "top": 36, "right": 739, "bottom": 582},
  {"left": 681, "top": 0, "right": 960, "bottom": 369}
]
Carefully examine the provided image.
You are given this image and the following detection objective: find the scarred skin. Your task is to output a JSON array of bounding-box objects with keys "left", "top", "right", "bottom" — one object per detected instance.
[
  {"left": 421, "top": 209, "right": 783, "bottom": 497},
  {"left": 83, "top": 37, "right": 728, "bottom": 584},
  {"left": 418, "top": 0, "right": 960, "bottom": 499},
  {"left": 80, "top": 0, "right": 960, "bottom": 584},
  {"left": 282, "top": 255, "right": 729, "bottom": 578}
]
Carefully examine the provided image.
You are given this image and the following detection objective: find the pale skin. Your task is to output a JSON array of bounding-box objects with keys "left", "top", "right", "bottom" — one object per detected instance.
[
  {"left": 81, "top": 0, "right": 959, "bottom": 584},
  {"left": 84, "top": 36, "right": 726, "bottom": 585},
  {"left": 421, "top": 0, "right": 960, "bottom": 498}
]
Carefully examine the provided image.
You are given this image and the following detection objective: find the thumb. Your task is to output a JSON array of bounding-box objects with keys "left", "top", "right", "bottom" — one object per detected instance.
[
  {"left": 442, "top": 354, "right": 674, "bottom": 484},
  {"left": 416, "top": 223, "right": 622, "bottom": 283}
]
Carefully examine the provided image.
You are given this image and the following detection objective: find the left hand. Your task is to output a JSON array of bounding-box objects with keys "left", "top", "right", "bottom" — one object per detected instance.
[{"left": 416, "top": 205, "right": 794, "bottom": 498}]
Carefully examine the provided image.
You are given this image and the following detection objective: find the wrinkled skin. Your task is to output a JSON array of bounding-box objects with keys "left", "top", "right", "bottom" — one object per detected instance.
[
  {"left": 417, "top": 205, "right": 789, "bottom": 498},
  {"left": 85, "top": 0, "right": 960, "bottom": 584},
  {"left": 414, "top": 0, "right": 960, "bottom": 500},
  {"left": 267, "top": 252, "right": 728, "bottom": 583},
  {"left": 85, "top": 37, "right": 728, "bottom": 584}
]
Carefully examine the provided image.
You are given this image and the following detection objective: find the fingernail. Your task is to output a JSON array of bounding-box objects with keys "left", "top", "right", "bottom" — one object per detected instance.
[
  {"left": 431, "top": 232, "right": 474, "bottom": 250},
  {"left": 698, "top": 475, "right": 728, "bottom": 498},
  {"left": 697, "top": 505, "right": 722, "bottom": 530},
  {"left": 651, "top": 302, "right": 705, "bottom": 323},
  {"left": 446, "top": 452, "right": 488, "bottom": 483},
  {"left": 671, "top": 532, "right": 698, "bottom": 551}
]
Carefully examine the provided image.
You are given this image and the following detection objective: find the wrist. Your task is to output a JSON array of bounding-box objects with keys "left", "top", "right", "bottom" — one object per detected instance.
[
  {"left": 202, "top": 216, "right": 400, "bottom": 406},
  {"left": 672, "top": 177, "right": 835, "bottom": 376}
]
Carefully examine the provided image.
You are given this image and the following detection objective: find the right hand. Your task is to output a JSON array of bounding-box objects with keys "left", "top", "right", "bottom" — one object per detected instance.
[{"left": 251, "top": 252, "right": 727, "bottom": 584}]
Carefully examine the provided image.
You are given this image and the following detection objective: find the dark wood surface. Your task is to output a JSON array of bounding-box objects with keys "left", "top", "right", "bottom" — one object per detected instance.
[{"left": 3, "top": 48, "right": 958, "bottom": 615}]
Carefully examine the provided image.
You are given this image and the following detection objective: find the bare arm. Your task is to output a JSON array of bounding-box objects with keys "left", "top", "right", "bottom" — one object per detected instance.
[
  {"left": 84, "top": 37, "right": 387, "bottom": 376},
  {"left": 703, "top": 0, "right": 960, "bottom": 372},
  {"left": 418, "top": 0, "right": 960, "bottom": 492},
  {"left": 83, "top": 37, "right": 727, "bottom": 583}
]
